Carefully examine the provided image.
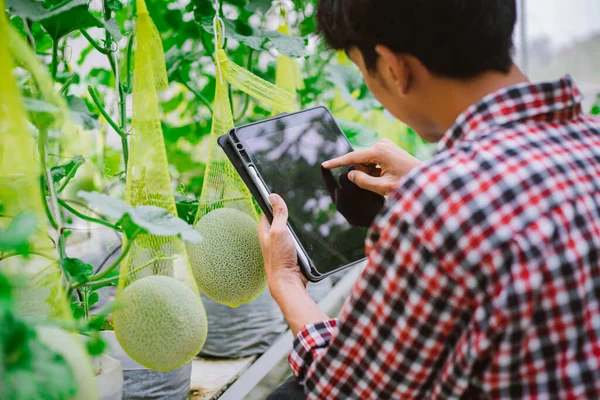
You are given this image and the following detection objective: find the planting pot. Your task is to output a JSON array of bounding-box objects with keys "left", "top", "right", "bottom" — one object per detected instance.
[
  {"left": 94, "top": 355, "right": 123, "bottom": 400},
  {"left": 101, "top": 331, "right": 192, "bottom": 400}
]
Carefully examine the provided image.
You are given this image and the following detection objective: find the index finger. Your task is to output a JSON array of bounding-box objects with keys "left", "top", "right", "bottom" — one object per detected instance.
[{"left": 322, "top": 147, "right": 376, "bottom": 169}]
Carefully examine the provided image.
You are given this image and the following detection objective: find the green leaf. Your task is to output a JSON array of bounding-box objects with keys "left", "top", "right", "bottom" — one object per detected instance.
[
  {"left": 0, "top": 212, "right": 38, "bottom": 256},
  {"left": 104, "top": 18, "right": 122, "bottom": 40},
  {"left": 85, "top": 332, "right": 106, "bottom": 356},
  {"left": 62, "top": 257, "right": 94, "bottom": 284},
  {"left": 264, "top": 30, "right": 308, "bottom": 58},
  {"left": 200, "top": 17, "right": 308, "bottom": 57},
  {"left": 51, "top": 155, "right": 85, "bottom": 184},
  {"left": 7, "top": 0, "right": 122, "bottom": 40},
  {"left": 89, "top": 67, "right": 115, "bottom": 87},
  {"left": 22, "top": 97, "right": 61, "bottom": 129},
  {"left": 328, "top": 64, "right": 379, "bottom": 113},
  {"left": 175, "top": 195, "right": 199, "bottom": 225},
  {"left": 336, "top": 118, "right": 380, "bottom": 149},
  {"left": 77, "top": 191, "right": 133, "bottom": 219},
  {"left": 245, "top": 0, "right": 273, "bottom": 13},
  {"left": 107, "top": 0, "right": 124, "bottom": 11},
  {"left": 77, "top": 191, "right": 203, "bottom": 243},
  {"left": 119, "top": 207, "right": 203, "bottom": 243},
  {"left": 161, "top": 92, "right": 184, "bottom": 114},
  {"left": 22, "top": 97, "right": 60, "bottom": 114},
  {"left": 66, "top": 96, "right": 101, "bottom": 130},
  {"left": 88, "top": 292, "right": 99, "bottom": 307}
]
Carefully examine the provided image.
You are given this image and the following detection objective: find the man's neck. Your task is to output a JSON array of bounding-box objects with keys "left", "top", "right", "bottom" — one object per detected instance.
[{"left": 432, "top": 65, "right": 529, "bottom": 137}]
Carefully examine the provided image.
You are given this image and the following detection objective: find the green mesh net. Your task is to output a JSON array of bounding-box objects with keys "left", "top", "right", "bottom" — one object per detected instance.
[
  {"left": 113, "top": 0, "right": 207, "bottom": 371},
  {"left": 274, "top": 10, "right": 304, "bottom": 108},
  {"left": 195, "top": 28, "right": 296, "bottom": 223},
  {"left": 187, "top": 19, "right": 295, "bottom": 308}
]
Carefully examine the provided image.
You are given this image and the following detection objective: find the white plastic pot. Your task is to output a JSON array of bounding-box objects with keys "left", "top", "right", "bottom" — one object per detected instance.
[
  {"left": 101, "top": 331, "right": 192, "bottom": 400},
  {"left": 94, "top": 355, "right": 123, "bottom": 400}
]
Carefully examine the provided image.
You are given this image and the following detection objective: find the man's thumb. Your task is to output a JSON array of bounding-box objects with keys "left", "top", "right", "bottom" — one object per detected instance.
[{"left": 268, "top": 194, "right": 288, "bottom": 230}]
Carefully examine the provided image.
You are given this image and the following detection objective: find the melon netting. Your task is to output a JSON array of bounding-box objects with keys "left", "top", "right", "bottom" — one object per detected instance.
[
  {"left": 194, "top": 29, "right": 296, "bottom": 223},
  {"left": 112, "top": 0, "right": 208, "bottom": 372},
  {"left": 116, "top": 0, "right": 201, "bottom": 294}
]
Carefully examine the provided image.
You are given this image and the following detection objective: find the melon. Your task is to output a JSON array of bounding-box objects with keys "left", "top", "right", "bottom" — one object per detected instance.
[
  {"left": 187, "top": 208, "right": 266, "bottom": 308},
  {"left": 37, "top": 326, "right": 98, "bottom": 400},
  {"left": 113, "top": 275, "right": 208, "bottom": 371}
]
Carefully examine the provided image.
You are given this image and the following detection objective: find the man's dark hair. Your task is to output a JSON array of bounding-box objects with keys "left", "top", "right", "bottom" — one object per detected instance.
[{"left": 317, "top": 0, "right": 517, "bottom": 79}]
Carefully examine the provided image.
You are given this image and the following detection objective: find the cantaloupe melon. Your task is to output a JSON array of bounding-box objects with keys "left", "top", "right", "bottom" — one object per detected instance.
[
  {"left": 37, "top": 326, "right": 98, "bottom": 400},
  {"left": 187, "top": 208, "right": 266, "bottom": 308},
  {"left": 113, "top": 275, "right": 208, "bottom": 371}
]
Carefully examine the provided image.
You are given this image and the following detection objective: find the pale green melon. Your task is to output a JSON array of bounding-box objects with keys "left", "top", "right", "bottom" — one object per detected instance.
[
  {"left": 113, "top": 276, "right": 208, "bottom": 371},
  {"left": 187, "top": 208, "right": 266, "bottom": 308},
  {"left": 37, "top": 326, "right": 98, "bottom": 400}
]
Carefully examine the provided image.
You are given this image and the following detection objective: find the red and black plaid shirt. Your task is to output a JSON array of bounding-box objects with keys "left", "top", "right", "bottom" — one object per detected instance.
[{"left": 289, "top": 76, "right": 600, "bottom": 399}]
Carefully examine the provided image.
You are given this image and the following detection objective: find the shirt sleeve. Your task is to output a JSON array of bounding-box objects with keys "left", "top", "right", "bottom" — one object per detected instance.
[{"left": 287, "top": 216, "right": 475, "bottom": 399}]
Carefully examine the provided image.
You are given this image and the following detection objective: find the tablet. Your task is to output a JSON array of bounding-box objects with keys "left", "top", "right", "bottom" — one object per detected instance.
[{"left": 221, "top": 106, "right": 385, "bottom": 282}]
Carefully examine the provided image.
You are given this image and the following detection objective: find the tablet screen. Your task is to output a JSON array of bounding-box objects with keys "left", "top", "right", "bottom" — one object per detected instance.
[{"left": 235, "top": 108, "right": 369, "bottom": 276}]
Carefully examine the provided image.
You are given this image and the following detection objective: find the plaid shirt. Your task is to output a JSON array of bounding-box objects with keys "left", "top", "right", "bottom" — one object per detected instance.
[{"left": 289, "top": 76, "right": 600, "bottom": 399}]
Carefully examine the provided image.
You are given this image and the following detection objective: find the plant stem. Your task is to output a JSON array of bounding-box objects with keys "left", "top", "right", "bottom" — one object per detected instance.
[
  {"left": 40, "top": 176, "right": 58, "bottom": 230},
  {"left": 57, "top": 164, "right": 79, "bottom": 194},
  {"left": 102, "top": 0, "right": 130, "bottom": 170},
  {"left": 80, "top": 30, "right": 111, "bottom": 55},
  {"left": 0, "top": 251, "right": 55, "bottom": 262},
  {"left": 71, "top": 235, "right": 136, "bottom": 290},
  {"left": 181, "top": 80, "right": 213, "bottom": 115},
  {"left": 81, "top": 288, "right": 89, "bottom": 320},
  {"left": 57, "top": 198, "right": 120, "bottom": 231},
  {"left": 23, "top": 19, "right": 36, "bottom": 50},
  {"left": 87, "top": 276, "right": 119, "bottom": 290},
  {"left": 38, "top": 129, "right": 67, "bottom": 263},
  {"left": 51, "top": 39, "right": 59, "bottom": 79},
  {"left": 88, "top": 86, "right": 129, "bottom": 140}
]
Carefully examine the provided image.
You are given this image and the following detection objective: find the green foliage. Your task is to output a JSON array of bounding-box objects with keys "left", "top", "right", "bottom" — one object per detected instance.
[
  {"left": 7, "top": 0, "right": 121, "bottom": 40},
  {"left": 77, "top": 191, "right": 203, "bottom": 242},
  {"left": 62, "top": 257, "right": 94, "bottom": 284},
  {"left": 51, "top": 155, "right": 85, "bottom": 184},
  {"left": 0, "top": 212, "right": 38, "bottom": 257},
  {"left": 0, "top": 273, "right": 78, "bottom": 400}
]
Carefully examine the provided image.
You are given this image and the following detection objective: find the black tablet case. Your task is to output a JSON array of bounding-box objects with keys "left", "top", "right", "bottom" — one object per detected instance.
[{"left": 217, "top": 133, "right": 273, "bottom": 223}]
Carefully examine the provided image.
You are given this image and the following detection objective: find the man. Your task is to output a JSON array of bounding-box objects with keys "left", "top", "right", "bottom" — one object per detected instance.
[{"left": 260, "top": 0, "right": 600, "bottom": 398}]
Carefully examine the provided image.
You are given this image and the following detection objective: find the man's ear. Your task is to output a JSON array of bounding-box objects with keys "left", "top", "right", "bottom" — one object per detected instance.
[{"left": 375, "top": 45, "right": 410, "bottom": 95}]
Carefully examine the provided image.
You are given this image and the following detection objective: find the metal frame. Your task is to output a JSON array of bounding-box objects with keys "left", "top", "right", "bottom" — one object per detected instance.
[{"left": 218, "top": 263, "right": 365, "bottom": 400}]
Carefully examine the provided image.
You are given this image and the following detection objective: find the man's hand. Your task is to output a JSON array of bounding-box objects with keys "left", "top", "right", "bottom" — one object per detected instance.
[
  {"left": 258, "top": 194, "right": 307, "bottom": 300},
  {"left": 322, "top": 139, "right": 421, "bottom": 196},
  {"left": 258, "top": 194, "right": 329, "bottom": 336}
]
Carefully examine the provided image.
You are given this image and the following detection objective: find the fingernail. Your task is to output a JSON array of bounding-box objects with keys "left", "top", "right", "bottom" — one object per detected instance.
[
  {"left": 268, "top": 194, "right": 279, "bottom": 205},
  {"left": 321, "top": 161, "right": 330, "bottom": 168},
  {"left": 348, "top": 171, "right": 355, "bottom": 181}
]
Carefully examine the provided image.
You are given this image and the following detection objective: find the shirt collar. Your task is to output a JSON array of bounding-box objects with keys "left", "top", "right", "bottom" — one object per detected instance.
[{"left": 437, "top": 75, "right": 585, "bottom": 153}]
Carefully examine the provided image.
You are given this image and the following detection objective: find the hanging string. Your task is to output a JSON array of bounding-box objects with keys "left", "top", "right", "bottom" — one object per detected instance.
[{"left": 213, "top": 0, "right": 225, "bottom": 84}]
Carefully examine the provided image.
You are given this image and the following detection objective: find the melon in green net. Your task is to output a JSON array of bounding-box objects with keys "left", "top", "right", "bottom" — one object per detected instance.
[
  {"left": 37, "top": 326, "right": 98, "bottom": 400},
  {"left": 187, "top": 208, "right": 266, "bottom": 308},
  {"left": 113, "top": 275, "right": 208, "bottom": 371}
]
